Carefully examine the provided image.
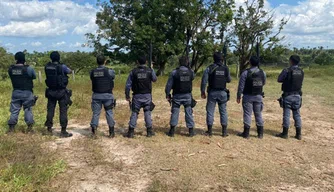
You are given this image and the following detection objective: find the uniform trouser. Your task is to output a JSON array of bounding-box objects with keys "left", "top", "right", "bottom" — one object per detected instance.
[
  {"left": 242, "top": 101, "right": 264, "bottom": 127},
  {"left": 282, "top": 95, "right": 302, "bottom": 128},
  {"left": 170, "top": 98, "right": 195, "bottom": 128},
  {"left": 206, "top": 91, "right": 228, "bottom": 126},
  {"left": 90, "top": 99, "right": 115, "bottom": 128},
  {"left": 8, "top": 91, "right": 34, "bottom": 126},
  {"left": 45, "top": 97, "right": 68, "bottom": 128},
  {"left": 129, "top": 97, "right": 152, "bottom": 128}
]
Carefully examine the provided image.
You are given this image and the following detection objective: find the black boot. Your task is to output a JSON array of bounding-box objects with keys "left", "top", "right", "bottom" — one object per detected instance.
[
  {"left": 257, "top": 126, "right": 264, "bottom": 139},
  {"left": 205, "top": 125, "right": 213, "bottom": 137},
  {"left": 189, "top": 128, "right": 195, "bottom": 137},
  {"left": 91, "top": 126, "right": 97, "bottom": 136},
  {"left": 276, "top": 127, "right": 288, "bottom": 139},
  {"left": 109, "top": 126, "right": 115, "bottom": 138},
  {"left": 295, "top": 127, "right": 302, "bottom": 140},
  {"left": 7, "top": 125, "right": 15, "bottom": 134},
  {"left": 27, "top": 124, "right": 34, "bottom": 134},
  {"left": 238, "top": 125, "right": 250, "bottom": 139},
  {"left": 127, "top": 127, "right": 134, "bottom": 138},
  {"left": 47, "top": 127, "right": 53, "bottom": 135},
  {"left": 60, "top": 127, "right": 73, "bottom": 138},
  {"left": 167, "top": 126, "right": 175, "bottom": 137},
  {"left": 222, "top": 125, "right": 229, "bottom": 137},
  {"left": 147, "top": 127, "right": 155, "bottom": 137}
]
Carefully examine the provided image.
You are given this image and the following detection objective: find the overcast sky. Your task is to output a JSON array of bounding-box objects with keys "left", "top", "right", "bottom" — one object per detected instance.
[{"left": 0, "top": 0, "right": 333, "bottom": 53}]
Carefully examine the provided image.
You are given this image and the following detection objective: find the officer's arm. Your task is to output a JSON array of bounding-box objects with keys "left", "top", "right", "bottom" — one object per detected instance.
[
  {"left": 226, "top": 67, "right": 231, "bottom": 83},
  {"left": 109, "top": 69, "right": 115, "bottom": 80},
  {"left": 63, "top": 65, "right": 72, "bottom": 74},
  {"left": 237, "top": 71, "right": 247, "bottom": 99},
  {"left": 165, "top": 71, "right": 174, "bottom": 97},
  {"left": 151, "top": 69, "right": 158, "bottom": 82},
  {"left": 200, "top": 68, "right": 209, "bottom": 94},
  {"left": 191, "top": 70, "right": 195, "bottom": 80},
  {"left": 125, "top": 72, "right": 133, "bottom": 100},
  {"left": 277, "top": 69, "right": 287, "bottom": 83},
  {"left": 28, "top": 66, "right": 37, "bottom": 79}
]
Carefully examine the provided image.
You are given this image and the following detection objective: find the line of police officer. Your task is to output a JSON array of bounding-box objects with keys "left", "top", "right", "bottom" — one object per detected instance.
[{"left": 7, "top": 51, "right": 304, "bottom": 140}]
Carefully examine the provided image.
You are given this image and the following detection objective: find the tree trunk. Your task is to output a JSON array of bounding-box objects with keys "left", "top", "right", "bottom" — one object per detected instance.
[
  {"left": 156, "top": 61, "right": 166, "bottom": 76},
  {"left": 239, "top": 55, "right": 249, "bottom": 75}
]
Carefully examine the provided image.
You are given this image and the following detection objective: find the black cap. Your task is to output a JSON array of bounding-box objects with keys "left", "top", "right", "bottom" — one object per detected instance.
[
  {"left": 50, "top": 51, "right": 60, "bottom": 62},
  {"left": 213, "top": 52, "right": 222, "bottom": 63},
  {"left": 249, "top": 56, "right": 260, "bottom": 66},
  {"left": 15, "top": 52, "right": 25, "bottom": 64},
  {"left": 290, "top": 55, "right": 300, "bottom": 65}
]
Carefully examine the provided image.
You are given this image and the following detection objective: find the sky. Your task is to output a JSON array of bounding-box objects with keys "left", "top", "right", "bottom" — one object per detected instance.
[{"left": 0, "top": 0, "right": 333, "bottom": 53}]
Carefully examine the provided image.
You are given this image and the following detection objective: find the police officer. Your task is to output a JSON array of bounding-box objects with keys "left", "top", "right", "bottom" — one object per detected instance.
[
  {"left": 276, "top": 55, "right": 304, "bottom": 140},
  {"left": 125, "top": 55, "right": 157, "bottom": 138},
  {"left": 201, "top": 52, "right": 231, "bottom": 137},
  {"left": 7, "top": 52, "right": 36, "bottom": 133},
  {"left": 90, "top": 55, "right": 116, "bottom": 138},
  {"left": 44, "top": 51, "right": 73, "bottom": 137},
  {"left": 165, "top": 56, "right": 195, "bottom": 137},
  {"left": 237, "top": 56, "right": 266, "bottom": 139}
]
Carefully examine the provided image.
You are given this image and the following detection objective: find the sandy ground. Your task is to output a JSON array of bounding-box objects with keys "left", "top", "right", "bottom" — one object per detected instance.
[{"left": 45, "top": 95, "right": 334, "bottom": 192}]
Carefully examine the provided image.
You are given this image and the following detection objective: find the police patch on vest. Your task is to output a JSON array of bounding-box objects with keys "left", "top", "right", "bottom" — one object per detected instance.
[
  {"left": 253, "top": 78, "right": 263, "bottom": 86},
  {"left": 292, "top": 70, "right": 302, "bottom": 76},
  {"left": 93, "top": 71, "right": 104, "bottom": 77},
  {"left": 215, "top": 70, "right": 225, "bottom": 76},
  {"left": 12, "top": 69, "right": 22, "bottom": 75},
  {"left": 180, "top": 76, "right": 190, "bottom": 82},
  {"left": 137, "top": 73, "right": 147, "bottom": 79}
]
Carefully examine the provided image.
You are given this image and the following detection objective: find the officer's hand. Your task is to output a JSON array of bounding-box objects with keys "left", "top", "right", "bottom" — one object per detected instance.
[
  {"left": 201, "top": 93, "right": 206, "bottom": 99},
  {"left": 166, "top": 96, "right": 171, "bottom": 102},
  {"left": 126, "top": 97, "right": 131, "bottom": 102},
  {"left": 236, "top": 98, "right": 241, "bottom": 104}
]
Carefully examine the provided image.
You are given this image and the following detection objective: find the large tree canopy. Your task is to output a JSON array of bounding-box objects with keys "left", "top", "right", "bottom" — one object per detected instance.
[{"left": 87, "top": 0, "right": 234, "bottom": 74}]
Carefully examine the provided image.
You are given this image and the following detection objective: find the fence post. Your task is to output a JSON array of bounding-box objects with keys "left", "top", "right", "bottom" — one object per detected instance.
[
  {"left": 38, "top": 71, "right": 42, "bottom": 84},
  {"left": 72, "top": 70, "right": 75, "bottom": 81}
]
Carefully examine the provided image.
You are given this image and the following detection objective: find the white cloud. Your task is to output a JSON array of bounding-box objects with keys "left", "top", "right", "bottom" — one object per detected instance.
[
  {"left": 0, "top": 0, "right": 97, "bottom": 37},
  {"left": 31, "top": 41, "right": 42, "bottom": 47},
  {"left": 70, "top": 42, "right": 83, "bottom": 48},
  {"left": 53, "top": 41, "right": 66, "bottom": 47}
]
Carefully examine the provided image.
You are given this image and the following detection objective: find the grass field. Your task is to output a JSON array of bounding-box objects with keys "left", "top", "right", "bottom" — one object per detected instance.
[{"left": 0, "top": 65, "right": 333, "bottom": 191}]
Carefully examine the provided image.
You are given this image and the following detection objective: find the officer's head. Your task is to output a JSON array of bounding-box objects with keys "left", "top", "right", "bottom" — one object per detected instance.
[
  {"left": 249, "top": 56, "right": 260, "bottom": 66},
  {"left": 14, "top": 52, "right": 25, "bottom": 64},
  {"left": 179, "top": 56, "right": 189, "bottom": 67},
  {"left": 50, "top": 51, "right": 60, "bottom": 62},
  {"left": 97, "top": 54, "right": 106, "bottom": 65},
  {"left": 290, "top": 55, "right": 300, "bottom": 65},
  {"left": 213, "top": 52, "right": 223, "bottom": 63},
  {"left": 137, "top": 55, "right": 146, "bottom": 65}
]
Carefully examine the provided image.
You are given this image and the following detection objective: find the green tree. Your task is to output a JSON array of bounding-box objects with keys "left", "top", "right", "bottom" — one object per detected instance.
[
  {"left": 0, "top": 47, "right": 14, "bottom": 71},
  {"left": 229, "top": 0, "right": 287, "bottom": 74},
  {"left": 61, "top": 51, "right": 96, "bottom": 73},
  {"left": 314, "top": 52, "right": 334, "bottom": 65}
]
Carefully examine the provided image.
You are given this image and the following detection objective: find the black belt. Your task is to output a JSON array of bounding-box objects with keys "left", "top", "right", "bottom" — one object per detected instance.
[{"left": 283, "top": 92, "right": 301, "bottom": 97}]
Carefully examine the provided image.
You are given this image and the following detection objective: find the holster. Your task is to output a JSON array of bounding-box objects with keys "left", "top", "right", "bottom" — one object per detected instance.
[
  {"left": 65, "top": 89, "right": 73, "bottom": 106},
  {"left": 191, "top": 98, "right": 197, "bottom": 108},
  {"left": 225, "top": 89, "right": 230, "bottom": 101},
  {"left": 277, "top": 97, "right": 284, "bottom": 108},
  {"left": 150, "top": 102, "right": 155, "bottom": 111}
]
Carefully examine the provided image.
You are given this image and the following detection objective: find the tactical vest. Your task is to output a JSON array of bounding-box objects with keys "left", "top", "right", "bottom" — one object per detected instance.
[
  {"left": 8, "top": 65, "right": 33, "bottom": 91},
  {"left": 243, "top": 68, "right": 265, "bottom": 95},
  {"left": 45, "top": 62, "right": 68, "bottom": 90},
  {"left": 282, "top": 67, "right": 304, "bottom": 93},
  {"left": 132, "top": 66, "right": 152, "bottom": 95},
  {"left": 208, "top": 64, "right": 227, "bottom": 90},
  {"left": 91, "top": 67, "right": 114, "bottom": 93},
  {"left": 172, "top": 68, "right": 193, "bottom": 95}
]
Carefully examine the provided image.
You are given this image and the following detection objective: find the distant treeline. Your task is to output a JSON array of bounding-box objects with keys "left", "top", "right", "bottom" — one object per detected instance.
[{"left": 1, "top": 46, "right": 334, "bottom": 76}]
